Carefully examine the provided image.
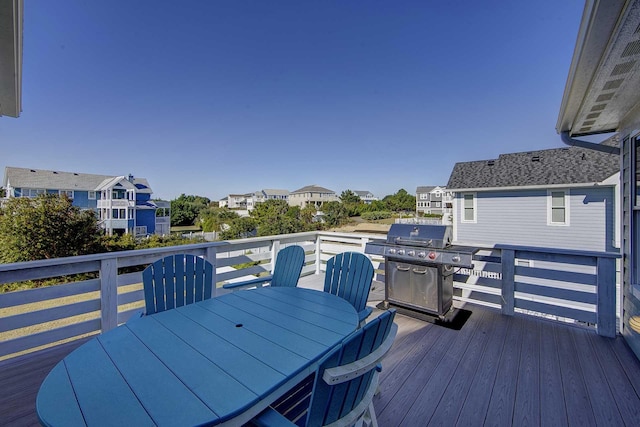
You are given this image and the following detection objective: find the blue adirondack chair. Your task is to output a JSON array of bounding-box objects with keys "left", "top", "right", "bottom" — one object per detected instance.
[
  {"left": 223, "top": 245, "right": 306, "bottom": 291},
  {"left": 142, "top": 254, "right": 214, "bottom": 315},
  {"left": 252, "top": 309, "right": 398, "bottom": 427},
  {"left": 324, "top": 252, "right": 375, "bottom": 326}
]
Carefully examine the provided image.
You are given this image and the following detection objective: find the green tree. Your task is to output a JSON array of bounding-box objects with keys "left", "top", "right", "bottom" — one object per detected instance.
[
  {"left": 0, "top": 195, "right": 103, "bottom": 263},
  {"left": 300, "top": 204, "right": 318, "bottom": 226},
  {"left": 321, "top": 201, "right": 348, "bottom": 227},
  {"left": 170, "top": 194, "right": 210, "bottom": 226},
  {"left": 382, "top": 189, "right": 416, "bottom": 212},
  {"left": 340, "top": 189, "right": 363, "bottom": 217},
  {"left": 250, "top": 199, "right": 306, "bottom": 236},
  {"left": 219, "top": 217, "right": 257, "bottom": 240},
  {"left": 198, "top": 207, "right": 239, "bottom": 232},
  {"left": 0, "top": 187, "right": 6, "bottom": 197}
]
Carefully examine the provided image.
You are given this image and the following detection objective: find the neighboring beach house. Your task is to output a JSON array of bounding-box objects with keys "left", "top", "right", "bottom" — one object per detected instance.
[
  {"left": 2, "top": 167, "right": 158, "bottom": 236},
  {"left": 446, "top": 139, "right": 620, "bottom": 252},
  {"left": 247, "top": 189, "right": 290, "bottom": 211},
  {"left": 415, "top": 186, "right": 453, "bottom": 217},
  {"left": 288, "top": 185, "right": 338, "bottom": 208},
  {"left": 353, "top": 190, "right": 378, "bottom": 204}
]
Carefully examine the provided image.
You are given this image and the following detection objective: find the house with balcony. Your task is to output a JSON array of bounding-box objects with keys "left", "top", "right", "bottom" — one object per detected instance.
[
  {"left": 353, "top": 190, "right": 378, "bottom": 204},
  {"left": 288, "top": 184, "right": 338, "bottom": 208},
  {"left": 415, "top": 186, "right": 452, "bottom": 217},
  {"left": 2, "top": 167, "right": 157, "bottom": 236},
  {"left": 225, "top": 193, "right": 249, "bottom": 209},
  {"left": 446, "top": 140, "right": 620, "bottom": 252},
  {"left": 246, "top": 189, "right": 290, "bottom": 211}
]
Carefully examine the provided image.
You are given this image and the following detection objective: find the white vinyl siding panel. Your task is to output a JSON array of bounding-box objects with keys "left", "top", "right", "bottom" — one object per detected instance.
[{"left": 455, "top": 188, "right": 616, "bottom": 252}]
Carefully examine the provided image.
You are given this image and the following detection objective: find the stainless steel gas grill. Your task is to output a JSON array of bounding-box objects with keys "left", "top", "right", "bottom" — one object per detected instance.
[{"left": 365, "top": 224, "right": 477, "bottom": 318}]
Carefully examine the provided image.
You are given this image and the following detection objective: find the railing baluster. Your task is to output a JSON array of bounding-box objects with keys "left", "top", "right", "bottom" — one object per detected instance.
[
  {"left": 271, "top": 240, "right": 281, "bottom": 275},
  {"left": 100, "top": 258, "right": 118, "bottom": 332},
  {"left": 597, "top": 256, "right": 616, "bottom": 338},
  {"left": 501, "top": 249, "right": 515, "bottom": 316}
]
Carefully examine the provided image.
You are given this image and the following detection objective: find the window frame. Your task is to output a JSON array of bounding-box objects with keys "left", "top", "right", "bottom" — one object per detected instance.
[
  {"left": 547, "top": 189, "right": 570, "bottom": 226},
  {"left": 59, "top": 190, "right": 74, "bottom": 199},
  {"left": 461, "top": 193, "right": 477, "bottom": 223}
]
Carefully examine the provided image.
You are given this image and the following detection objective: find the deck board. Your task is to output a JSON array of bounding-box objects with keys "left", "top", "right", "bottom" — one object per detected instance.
[
  {"left": 555, "top": 324, "right": 597, "bottom": 426},
  {"left": 484, "top": 314, "right": 524, "bottom": 425},
  {"left": 455, "top": 309, "right": 510, "bottom": 426},
  {"left": 2, "top": 296, "right": 640, "bottom": 427},
  {"left": 539, "top": 321, "right": 568, "bottom": 427},
  {"left": 513, "top": 317, "right": 540, "bottom": 426},
  {"left": 572, "top": 327, "right": 624, "bottom": 426}
]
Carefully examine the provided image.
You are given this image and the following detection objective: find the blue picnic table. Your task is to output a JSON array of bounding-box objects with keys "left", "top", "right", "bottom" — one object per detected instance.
[{"left": 36, "top": 287, "right": 359, "bottom": 426}]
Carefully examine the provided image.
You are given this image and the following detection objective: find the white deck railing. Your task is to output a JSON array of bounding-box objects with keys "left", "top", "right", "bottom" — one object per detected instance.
[{"left": 0, "top": 231, "right": 619, "bottom": 363}]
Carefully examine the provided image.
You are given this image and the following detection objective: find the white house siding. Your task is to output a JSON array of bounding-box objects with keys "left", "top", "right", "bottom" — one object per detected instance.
[{"left": 454, "top": 187, "right": 616, "bottom": 252}]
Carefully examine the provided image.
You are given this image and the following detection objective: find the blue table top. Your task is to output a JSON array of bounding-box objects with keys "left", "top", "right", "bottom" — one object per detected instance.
[{"left": 36, "top": 287, "right": 359, "bottom": 426}]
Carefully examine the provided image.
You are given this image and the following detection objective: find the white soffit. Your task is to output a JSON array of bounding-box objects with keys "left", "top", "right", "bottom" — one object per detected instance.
[
  {"left": 0, "top": 0, "right": 23, "bottom": 118},
  {"left": 557, "top": 0, "right": 640, "bottom": 136}
]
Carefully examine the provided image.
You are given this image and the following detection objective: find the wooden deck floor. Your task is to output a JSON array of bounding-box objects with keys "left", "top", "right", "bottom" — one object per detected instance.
[
  {"left": 2, "top": 298, "right": 640, "bottom": 426},
  {"left": 375, "top": 305, "right": 640, "bottom": 427}
]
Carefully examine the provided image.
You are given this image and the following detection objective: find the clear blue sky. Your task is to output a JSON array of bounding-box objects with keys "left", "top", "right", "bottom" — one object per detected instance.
[{"left": 1, "top": 0, "right": 585, "bottom": 201}]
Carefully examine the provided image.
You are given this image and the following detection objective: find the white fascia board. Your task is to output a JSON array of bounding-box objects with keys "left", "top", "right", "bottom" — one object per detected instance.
[{"left": 449, "top": 181, "right": 616, "bottom": 193}]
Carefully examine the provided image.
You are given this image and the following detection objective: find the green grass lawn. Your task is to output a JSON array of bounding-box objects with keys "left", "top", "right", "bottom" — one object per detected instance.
[{"left": 170, "top": 225, "right": 202, "bottom": 232}]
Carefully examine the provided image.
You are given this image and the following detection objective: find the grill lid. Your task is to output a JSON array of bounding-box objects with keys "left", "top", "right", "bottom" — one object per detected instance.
[{"left": 386, "top": 224, "right": 452, "bottom": 248}]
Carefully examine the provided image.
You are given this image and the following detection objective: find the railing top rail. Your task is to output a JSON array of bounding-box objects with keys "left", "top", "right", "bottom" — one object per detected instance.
[
  {"left": 495, "top": 244, "right": 621, "bottom": 259},
  {"left": 0, "top": 241, "right": 229, "bottom": 272}
]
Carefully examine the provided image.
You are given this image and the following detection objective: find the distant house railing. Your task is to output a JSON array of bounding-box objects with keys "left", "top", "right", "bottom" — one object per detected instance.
[{"left": 0, "top": 231, "right": 619, "bottom": 363}]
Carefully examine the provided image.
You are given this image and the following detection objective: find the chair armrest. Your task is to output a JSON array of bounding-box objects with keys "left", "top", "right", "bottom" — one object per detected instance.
[
  {"left": 223, "top": 275, "right": 274, "bottom": 290},
  {"left": 358, "top": 307, "right": 373, "bottom": 323},
  {"left": 322, "top": 323, "right": 397, "bottom": 385},
  {"left": 251, "top": 407, "right": 296, "bottom": 427}
]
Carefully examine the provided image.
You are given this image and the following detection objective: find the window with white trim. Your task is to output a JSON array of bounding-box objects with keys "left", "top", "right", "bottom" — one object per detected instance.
[
  {"left": 23, "top": 188, "right": 45, "bottom": 198},
  {"left": 462, "top": 193, "right": 476, "bottom": 223},
  {"left": 88, "top": 191, "right": 96, "bottom": 200},
  {"left": 59, "top": 190, "right": 74, "bottom": 199},
  {"left": 548, "top": 190, "right": 569, "bottom": 225}
]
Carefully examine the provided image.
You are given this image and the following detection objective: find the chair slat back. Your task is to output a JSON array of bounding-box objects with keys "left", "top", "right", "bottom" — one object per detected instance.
[
  {"left": 142, "top": 254, "right": 213, "bottom": 315},
  {"left": 323, "top": 252, "right": 374, "bottom": 313},
  {"left": 306, "top": 309, "right": 396, "bottom": 427},
  {"left": 271, "top": 245, "right": 306, "bottom": 287}
]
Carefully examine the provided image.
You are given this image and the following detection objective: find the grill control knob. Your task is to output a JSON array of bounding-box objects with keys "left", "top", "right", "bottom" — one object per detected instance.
[
  {"left": 388, "top": 248, "right": 396, "bottom": 255},
  {"left": 452, "top": 256, "right": 461, "bottom": 263},
  {"left": 418, "top": 252, "right": 426, "bottom": 258},
  {"left": 407, "top": 250, "right": 415, "bottom": 257},
  {"left": 428, "top": 252, "right": 437, "bottom": 260},
  {"left": 397, "top": 249, "right": 405, "bottom": 255}
]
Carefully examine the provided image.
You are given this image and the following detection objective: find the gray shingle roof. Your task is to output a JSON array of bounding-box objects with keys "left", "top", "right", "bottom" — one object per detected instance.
[
  {"left": 3, "top": 167, "right": 153, "bottom": 193},
  {"left": 262, "top": 189, "right": 290, "bottom": 196},
  {"left": 446, "top": 138, "right": 620, "bottom": 190},
  {"left": 290, "top": 185, "right": 335, "bottom": 194}
]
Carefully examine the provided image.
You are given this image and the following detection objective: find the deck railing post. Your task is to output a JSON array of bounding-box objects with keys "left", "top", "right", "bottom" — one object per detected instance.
[
  {"left": 206, "top": 246, "right": 218, "bottom": 296},
  {"left": 315, "top": 233, "right": 322, "bottom": 274},
  {"left": 501, "top": 249, "right": 515, "bottom": 316},
  {"left": 596, "top": 256, "right": 616, "bottom": 338},
  {"left": 271, "top": 240, "right": 281, "bottom": 274},
  {"left": 100, "top": 258, "right": 118, "bottom": 332}
]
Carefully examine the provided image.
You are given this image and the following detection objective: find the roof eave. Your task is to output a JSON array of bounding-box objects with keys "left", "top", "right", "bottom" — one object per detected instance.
[
  {"left": 448, "top": 179, "right": 619, "bottom": 193},
  {"left": 0, "top": 0, "right": 23, "bottom": 118},
  {"left": 557, "top": 0, "right": 640, "bottom": 137}
]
